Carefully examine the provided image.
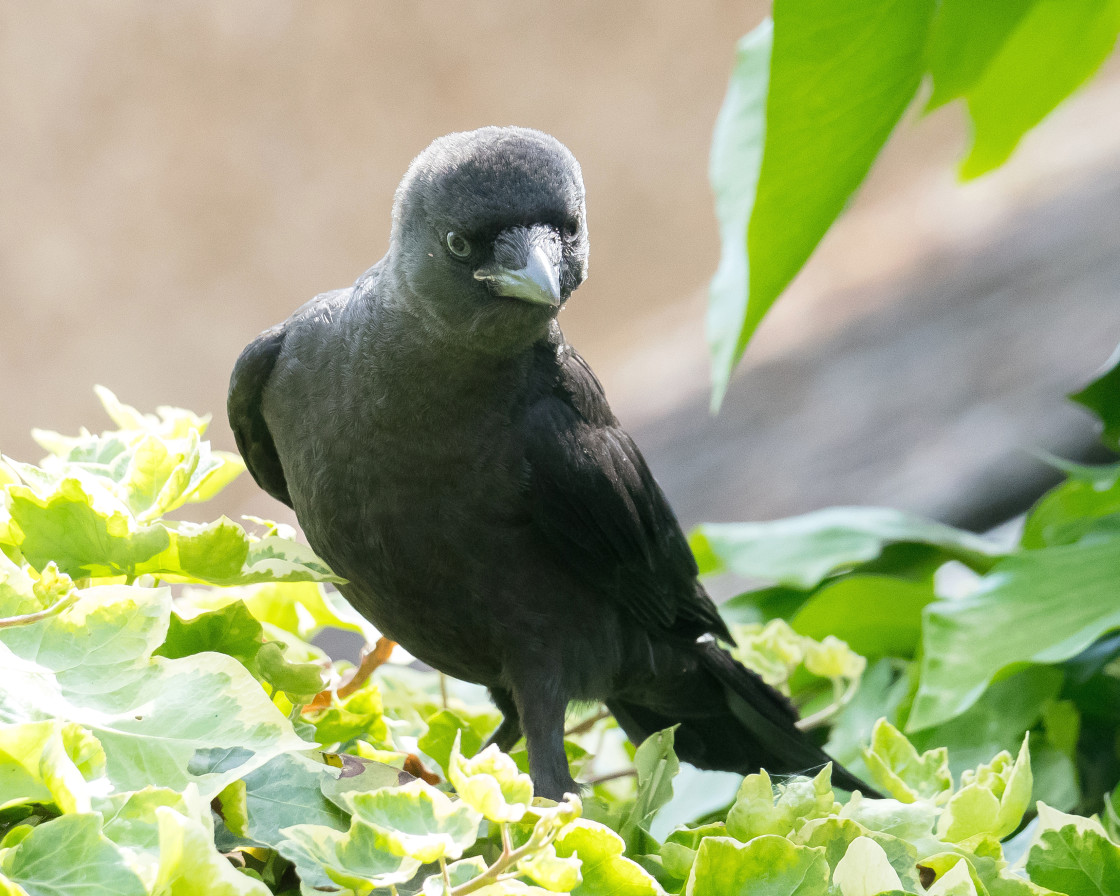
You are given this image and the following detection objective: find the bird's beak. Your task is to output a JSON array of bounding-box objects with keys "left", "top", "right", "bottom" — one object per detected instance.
[{"left": 474, "top": 229, "right": 563, "bottom": 308}]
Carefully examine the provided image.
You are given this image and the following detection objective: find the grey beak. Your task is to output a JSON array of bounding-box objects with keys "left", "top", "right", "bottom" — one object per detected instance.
[{"left": 474, "top": 236, "right": 562, "bottom": 308}]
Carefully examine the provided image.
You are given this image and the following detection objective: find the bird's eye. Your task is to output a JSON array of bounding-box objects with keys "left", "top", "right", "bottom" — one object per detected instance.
[
  {"left": 562, "top": 219, "right": 579, "bottom": 240},
  {"left": 446, "top": 232, "right": 472, "bottom": 258}
]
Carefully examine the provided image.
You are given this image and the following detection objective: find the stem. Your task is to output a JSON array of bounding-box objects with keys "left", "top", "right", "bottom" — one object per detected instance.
[
  {"left": 581, "top": 767, "right": 637, "bottom": 786},
  {"left": 440, "top": 857, "right": 452, "bottom": 895},
  {"left": 0, "top": 592, "right": 77, "bottom": 629},
  {"left": 796, "top": 676, "right": 860, "bottom": 731},
  {"left": 451, "top": 819, "right": 560, "bottom": 896},
  {"left": 564, "top": 706, "right": 610, "bottom": 737},
  {"left": 439, "top": 673, "right": 449, "bottom": 709}
]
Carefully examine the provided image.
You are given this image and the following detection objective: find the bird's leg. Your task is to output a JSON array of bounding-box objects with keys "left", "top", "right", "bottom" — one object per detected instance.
[
  {"left": 512, "top": 681, "right": 577, "bottom": 801},
  {"left": 485, "top": 687, "right": 523, "bottom": 752}
]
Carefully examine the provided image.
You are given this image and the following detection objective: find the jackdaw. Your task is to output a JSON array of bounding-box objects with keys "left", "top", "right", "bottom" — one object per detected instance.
[{"left": 228, "top": 126, "right": 874, "bottom": 799}]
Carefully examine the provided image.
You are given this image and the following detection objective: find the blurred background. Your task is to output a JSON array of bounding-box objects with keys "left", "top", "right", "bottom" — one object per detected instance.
[{"left": 2, "top": 2, "right": 1118, "bottom": 536}]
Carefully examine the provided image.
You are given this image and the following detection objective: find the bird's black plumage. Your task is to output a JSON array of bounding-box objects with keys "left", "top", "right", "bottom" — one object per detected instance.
[{"left": 228, "top": 126, "right": 875, "bottom": 799}]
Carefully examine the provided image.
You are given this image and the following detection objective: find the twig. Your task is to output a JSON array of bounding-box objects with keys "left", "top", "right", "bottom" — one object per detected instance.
[
  {"left": 581, "top": 767, "right": 637, "bottom": 786},
  {"left": 564, "top": 706, "right": 610, "bottom": 737},
  {"left": 303, "top": 636, "right": 396, "bottom": 712}
]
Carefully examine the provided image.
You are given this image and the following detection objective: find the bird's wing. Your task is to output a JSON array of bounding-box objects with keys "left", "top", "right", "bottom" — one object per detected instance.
[
  {"left": 524, "top": 347, "right": 732, "bottom": 641},
  {"left": 227, "top": 322, "right": 292, "bottom": 508}
]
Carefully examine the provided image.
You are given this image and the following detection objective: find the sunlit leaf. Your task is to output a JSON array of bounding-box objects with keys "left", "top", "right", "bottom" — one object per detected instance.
[
  {"left": 862, "top": 719, "right": 952, "bottom": 805},
  {"left": 686, "top": 835, "right": 829, "bottom": 896}
]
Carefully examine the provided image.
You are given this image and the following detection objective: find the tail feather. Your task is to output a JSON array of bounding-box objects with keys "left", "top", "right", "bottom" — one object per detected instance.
[{"left": 608, "top": 639, "right": 880, "bottom": 796}]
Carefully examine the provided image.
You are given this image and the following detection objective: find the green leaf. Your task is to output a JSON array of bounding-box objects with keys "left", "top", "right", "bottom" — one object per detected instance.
[
  {"left": 1022, "top": 462, "right": 1120, "bottom": 549},
  {"left": 448, "top": 733, "right": 534, "bottom": 823},
  {"left": 685, "top": 835, "right": 829, "bottom": 896},
  {"left": 938, "top": 736, "right": 1032, "bottom": 842},
  {"left": 619, "top": 728, "right": 679, "bottom": 854},
  {"left": 152, "top": 804, "right": 272, "bottom": 895},
  {"left": 797, "top": 816, "right": 923, "bottom": 892},
  {"left": 793, "top": 575, "right": 935, "bottom": 660},
  {"left": 0, "top": 721, "right": 106, "bottom": 815},
  {"left": 726, "top": 768, "right": 838, "bottom": 842},
  {"left": 6, "top": 479, "right": 170, "bottom": 579},
  {"left": 706, "top": 20, "right": 772, "bottom": 408},
  {"left": 910, "top": 666, "right": 1062, "bottom": 778},
  {"left": 232, "top": 753, "right": 350, "bottom": 849},
  {"left": 0, "top": 814, "right": 147, "bottom": 896},
  {"left": 925, "top": 0, "right": 1036, "bottom": 109},
  {"left": 555, "top": 820, "right": 665, "bottom": 896},
  {"left": 910, "top": 531, "right": 1120, "bottom": 731},
  {"left": 927, "top": 859, "right": 980, "bottom": 896},
  {"left": 277, "top": 817, "right": 421, "bottom": 892},
  {"left": 418, "top": 707, "right": 499, "bottom": 774},
  {"left": 0, "top": 585, "right": 310, "bottom": 797},
  {"left": 1025, "top": 802, "right": 1120, "bottom": 896},
  {"left": 339, "top": 779, "right": 481, "bottom": 863},
  {"left": 707, "top": 0, "right": 935, "bottom": 400},
  {"left": 862, "top": 719, "right": 953, "bottom": 804},
  {"left": 831, "top": 836, "right": 904, "bottom": 896},
  {"left": 692, "top": 508, "right": 1002, "bottom": 589},
  {"left": 1072, "top": 344, "right": 1120, "bottom": 451},
  {"left": 959, "top": 0, "right": 1120, "bottom": 178},
  {"left": 519, "top": 843, "right": 584, "bottom": 893}
]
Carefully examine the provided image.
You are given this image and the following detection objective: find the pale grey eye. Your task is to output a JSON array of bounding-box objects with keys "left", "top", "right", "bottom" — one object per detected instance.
[{"left": 446, "top": 232, "right": 472, "bottom": 258}]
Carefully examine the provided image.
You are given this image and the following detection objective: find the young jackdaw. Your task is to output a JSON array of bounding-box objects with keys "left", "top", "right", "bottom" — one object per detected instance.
[{"left": 228, "top": 126, "right": 874, "bottom": 799}]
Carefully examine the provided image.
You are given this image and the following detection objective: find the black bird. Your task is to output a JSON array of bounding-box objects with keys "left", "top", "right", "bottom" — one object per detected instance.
[{"left": 229, "top": 126, "right": 873, "bottom": 799}]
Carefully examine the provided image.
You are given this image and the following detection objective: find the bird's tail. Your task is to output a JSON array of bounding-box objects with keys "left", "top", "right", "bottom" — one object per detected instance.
[{"left": 606, "top": 638, "right": 879, "bottom": 796}]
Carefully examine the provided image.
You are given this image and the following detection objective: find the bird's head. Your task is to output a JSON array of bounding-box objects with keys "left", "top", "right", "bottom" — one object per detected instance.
[{"left": 388, "top": 127, "right": 589, "bottom": 353}]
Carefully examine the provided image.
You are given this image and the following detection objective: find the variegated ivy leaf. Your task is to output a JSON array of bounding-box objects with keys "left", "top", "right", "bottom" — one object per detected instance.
[
  {"left": 0, "top": 585, "right": 311, "bottom": 798},
  {"left": 938, "top": 735, "right": 1032, "bottom": 842},
  {"left": 0, "top": 720, "right": 107, "bottom": 814},
  {"left": 726, "top": 767, "right": 839, "bottom": 842},
  {"left": 278, "top": 816, "right": 422, "bottom": 892},
  {"left": 339, "top": 779, "right": 482, "bottom": 863},
  {"left": 862, "top": 719, "right": 953, "bottom": 805},
  {"left": 449, "top": 732, "right": 534, "bottom": 823}
]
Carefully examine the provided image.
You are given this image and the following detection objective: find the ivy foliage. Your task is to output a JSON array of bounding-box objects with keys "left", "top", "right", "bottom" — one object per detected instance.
[{"left": 0, "top": 378, "right": 1118, "bottom": 893}]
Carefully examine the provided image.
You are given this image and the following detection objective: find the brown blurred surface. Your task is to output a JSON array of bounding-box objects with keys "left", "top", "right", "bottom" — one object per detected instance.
[{"left": 2, "top": 2, "right": 1118, "bottom": 532}]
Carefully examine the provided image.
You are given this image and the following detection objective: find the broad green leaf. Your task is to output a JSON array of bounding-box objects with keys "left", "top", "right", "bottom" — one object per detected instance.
[
  {"left": 685, "top": 835, "right": 828, "bottom": 896},
  {"left": 0, "top": 721, "right": 106, "bottom": 814},
  {"left": 0, "top": 585, "right": 310, "bottom": 797},
  {"left": 306, "top": 679, "right": 390, "bottom": 747},
  {"left": 862, "top": 719, "right": 952, "bottom": 805},
  {"left": 1072, "top": 343, "right": 1120, "bottom": 450},
  {"left": 910, "top": 531, "right": 1120, "bottom": 731},
  {"left": 448, "top": 734, "right": 534, "bottom": 823},
  {"left": 6, "top": 479, "right": 170, "bottom": 579},
  {"left": 836, "top": 794, "right": 937, "bottom": 842},
  {"left": 0, "top": 814, "right": 147, "bottom": 896},
  {"left": 319, "top": 752, "right": 415, "bottom": 810},
  {"left": 618, "top": 728, "right": 679, "bottom": 855},
  {"left": 96, "top": 785, "right": 209, "bottom": 879},
  {"left": 726, "top": 768, "right": 838, "bottom": 842},
  {"left": 555, "top": 820, "right": 665, "bottom": 896},
  {"left": 797, "top": 816, "right": 923, "bottom": 892},
  {"left": 959, "top": 0, "right": 1120, "bottom": 177},
  {"left": 910, "top": 667, "right": 1062, "bottom": 778},
  {"left": 706, "top": 20, "right": 772, "bottom": 408},
  {"left": 339, "top": 779, "right": 481, "bottom": 863},
  {"left": 1025, "top": 802, "right": 1120, "bottom": 895},
  {"left": 418, "top": 707, "right": 499, "bottom": 774},
  {"left": 153, "top": 805, "right": 271, "bottom": 896},
  {"left": 793, "top": 576, "right": 935, "bottom": 660},
  {"left": 692, "top": 508, "right": 1002, "bottom": 589},
  {"left": 927, "top": 859, "right": 980, "bottom": 896},
  {"left": 925, "top": 0, "right": 1035, "bottom": 109},
  {"left": 707, "top": 0, "right": 935, "bottom": 399},
  {"left": 938, "top": 736, "right": 1032, "bottom": 842},
  {"left": 230, "top": 752, "right": 349, "bottom": 850},
  {"left": 518, "top": 843, "right": 584, "bottom": 893},
  {"left": 1021, "top": 462, "right": 1120, "bottom": 549},
  {"left": 278, "top": 816, "right": 421, "bottom": 892},
  {"left": 832, "top": 836, "right": 903, "bottom": 896}
]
